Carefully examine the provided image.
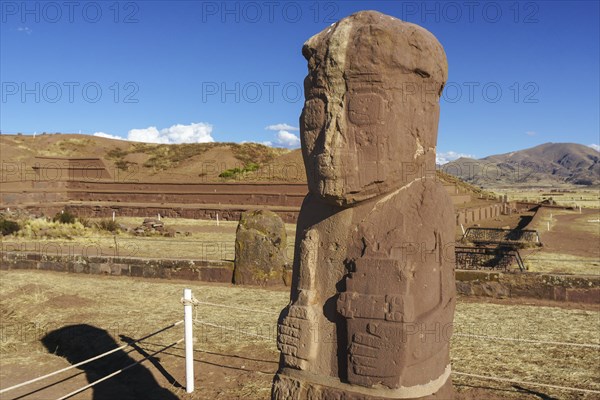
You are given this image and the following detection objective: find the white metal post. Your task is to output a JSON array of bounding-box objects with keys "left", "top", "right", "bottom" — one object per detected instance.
[{"left": 183, "top": 288, "right": 194, "bottom": 393}]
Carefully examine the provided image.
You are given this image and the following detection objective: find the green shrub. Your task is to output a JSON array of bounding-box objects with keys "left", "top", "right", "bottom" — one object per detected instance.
[
  {"left": 114, "top": 160, "right": 135, "bottom": 171},
  {"left": 218, "top": 163, "right": 260, "bottom": 179},
  {"left": 53, "top": 211, "right": 76, "bottom": 224},
  {"left": 245, "top": 162, "right": 260, "bottom": 172},
  {"left": 95, "top": 219, "right": 120, "bottom": 233},
  {"left": 78, "top": 217, "right": 93, "bottom": 228},
  {"left": 0, "top": 218, "right": 20, "bottom": 236},
  {"left": 106, "top": 148, "right": 128, "bottom": 159},
  {"left": 16, "top": 218, "right": 86, "bottom": 239},
  {"left": 219, "top": 168, "right": 241, "bottom": 178}
]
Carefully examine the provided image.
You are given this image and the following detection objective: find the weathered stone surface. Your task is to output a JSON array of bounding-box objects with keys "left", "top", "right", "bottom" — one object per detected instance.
[
  {"left": 272, "top": 10, "right": 456, "bottom": 399},
  {"left": 234, "top": 209, "right": 288, "bottom": 286}
]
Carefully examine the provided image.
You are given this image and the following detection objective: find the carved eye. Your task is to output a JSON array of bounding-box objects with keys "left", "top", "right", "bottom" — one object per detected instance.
[
  {"left": 302, "top": 98, "right": 326, "bottom": 131},
  {"left": 348, "top": 94, "right": 384, "bottom": 126}
]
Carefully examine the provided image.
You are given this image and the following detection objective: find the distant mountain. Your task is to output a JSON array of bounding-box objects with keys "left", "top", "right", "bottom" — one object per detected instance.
[{"left": 440, "top": 143, "right": 600, "bottom": 187}]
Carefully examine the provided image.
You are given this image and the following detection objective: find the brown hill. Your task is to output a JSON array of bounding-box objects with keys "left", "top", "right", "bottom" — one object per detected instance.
[
  {"left": 0, "top": 133, "right": 288, "bottom": 183},
  {"left": 1, "top": 133, "right": 501, "bottom": 224},
  {"left": 441, "top": 143, "right": 600, "bottom": 187},
  {"left": 0, "top": 133, "right": 491, "bottom": 201}
]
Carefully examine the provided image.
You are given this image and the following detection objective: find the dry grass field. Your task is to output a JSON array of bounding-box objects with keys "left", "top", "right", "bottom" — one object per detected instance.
[
  {"left": 0, "top": 270, "right": 598, "bottom": 399},
  {"left": 494, "top": 189, "right": 600, "bottom": 209},
  {"left": 5, "top": 210, "right": 599, "bottom": 276},
  {"left": 0, "top": 217, "right": 297, "bottom": 262}
]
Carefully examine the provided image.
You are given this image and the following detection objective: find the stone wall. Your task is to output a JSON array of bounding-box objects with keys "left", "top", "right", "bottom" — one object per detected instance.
[
  {"left": 63, "top": 204, "right": 301, "bottom": 223},
  {"left": 1, "top": 251, "right": 234, "bottom": 283},
  {"left": 456, "top": 270, "right": 600, "bottom": 304},
  {"left": 455, "top": 203, "right": 505, "bottom": 226},
  {"left": 2, "top": 251, "right": 597, "bottom": 304},
  {"left": 2, "top": 179, "right": 504, "bottom": 225}
]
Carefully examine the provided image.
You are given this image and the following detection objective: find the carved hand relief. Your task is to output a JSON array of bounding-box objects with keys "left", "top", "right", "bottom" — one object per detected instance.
[
  {"left": 277, "top": 304, "right": 318, "bottom": 370},
  {"left": 349, "top": 322, "right": 405, "bottom": 386}
]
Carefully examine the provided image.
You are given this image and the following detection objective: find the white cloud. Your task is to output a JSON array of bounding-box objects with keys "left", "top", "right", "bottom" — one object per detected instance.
[
  {"left": 264, "top": 123, "right": 300, "bottom": 148},
  {"left": 588, "top": 144, "right": 600, "bottom": 152},
  {"left": 128, "top": 126, "right": 165, "bottom": 143},
  {"left": 127, "top": 123, "right": 214, "bottom": 144},
  {"left": 266, "top": 123, "right": 299, "bottom": 131},
  {"left": 436, "top": 151, "right": 475, "bottom": 165},
  {"left": 275, "top": 130, "right": 301, "bottom": 148},
  {"left": 525, "top": 131, "right": 537, "bottom": 136},
  {"left": 240, "top": 140, "right": 273, "bottom": 147},
  {"left": 93, "top": 132, "right": 124, "bottom": 140},
  {"left": 90, "top": 123, "right": 214, "bottom": 144},
  {"left": 17, "top": 26, "right": 32, "bottom": 34}
]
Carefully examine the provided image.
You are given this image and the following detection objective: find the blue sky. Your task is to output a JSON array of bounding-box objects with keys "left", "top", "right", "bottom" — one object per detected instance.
[{"left": 1, "top": 0, "right": 599, "bottom": 161}]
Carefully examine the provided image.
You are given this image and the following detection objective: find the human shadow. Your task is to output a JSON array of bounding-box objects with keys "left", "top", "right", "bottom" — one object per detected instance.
[
  {"left": 513, "top": 385, "right": 559, "bottom": 400},
  {"left": 41, "top": 324, "right": 178, "bottom": 400},
  {"left": 119, "top": 335, "right": 184, "bottom": 390}
]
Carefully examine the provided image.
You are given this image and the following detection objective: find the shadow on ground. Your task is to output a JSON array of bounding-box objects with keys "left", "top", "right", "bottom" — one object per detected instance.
[{"left": 41, "top": 324, "right": 178, "bottom": 400}]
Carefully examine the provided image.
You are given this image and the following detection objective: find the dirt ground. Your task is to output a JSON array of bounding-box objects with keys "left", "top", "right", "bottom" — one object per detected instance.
[
  {"left": 521, "top": 208, "right": 600, "bottom": 275},
  {"left": 533, "top": 208, "right": 599, "bottom": 259},
  {"left": 454, "top": 206, "right": 599, "bottom": 275},
  {"left": 0, "top": 270, "right": 598, "bottom": 400}
]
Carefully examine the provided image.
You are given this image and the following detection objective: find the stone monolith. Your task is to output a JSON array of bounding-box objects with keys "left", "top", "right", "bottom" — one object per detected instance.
[
  {"left": 272, "top": 10, "right": 456, "bottom": 399},
  {"left": 234, "top": 209, "right": 288, "bottom": 286}
]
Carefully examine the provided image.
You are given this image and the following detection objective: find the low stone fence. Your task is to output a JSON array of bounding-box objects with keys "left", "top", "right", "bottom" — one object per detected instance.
[
  {"left": 66, "top": 203, "right": 302, "bottom": 223},
  {"left": 0, "top": 251, "right": 233, "bottom": 283},
  {"left": 455, "top": 203, "right": 507, "bottom": 226},
  {"left": 2, "top": 252, "right": 597, "bottom": 304},
  {"left": 456, "top": 270, "right": 600, "bottom": 304}
]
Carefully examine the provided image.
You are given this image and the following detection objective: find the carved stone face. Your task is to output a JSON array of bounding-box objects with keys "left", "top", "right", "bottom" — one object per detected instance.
[{"left": 300, "top": 13, "right": 448, "bottom": 206}]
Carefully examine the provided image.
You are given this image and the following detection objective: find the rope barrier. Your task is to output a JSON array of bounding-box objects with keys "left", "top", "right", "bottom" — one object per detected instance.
[
  {"left": 55, "top": 338, "right": 184, "bottom": 400},
  {"left": 453, "top": 371, "right": 600, "bottom": 395},
  {"left": 193, "top": 319, "right": 274, "bottom": 341},
  {"left": 454, "top": 333, "right": 600, "bottom": 349},
  {"left": 0, "top": 320, "right": 183, "bottom": 395},
  {"left": 189, "top": 301, "right": 600, "bottom": 350},
  {"left": 195, "top": 300, "right": 280, "bottom": 316},
  {"left": 182, "top": 296, "right": 280, "bottom": 315}
]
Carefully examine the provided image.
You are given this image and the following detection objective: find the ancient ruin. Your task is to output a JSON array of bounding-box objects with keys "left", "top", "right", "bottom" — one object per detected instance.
[
  {"left": 234, "top": 209, "right": 288, "bottom": 285},
  {"left": 272, "top": 11, "right": 456, "bottom": 399}
]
